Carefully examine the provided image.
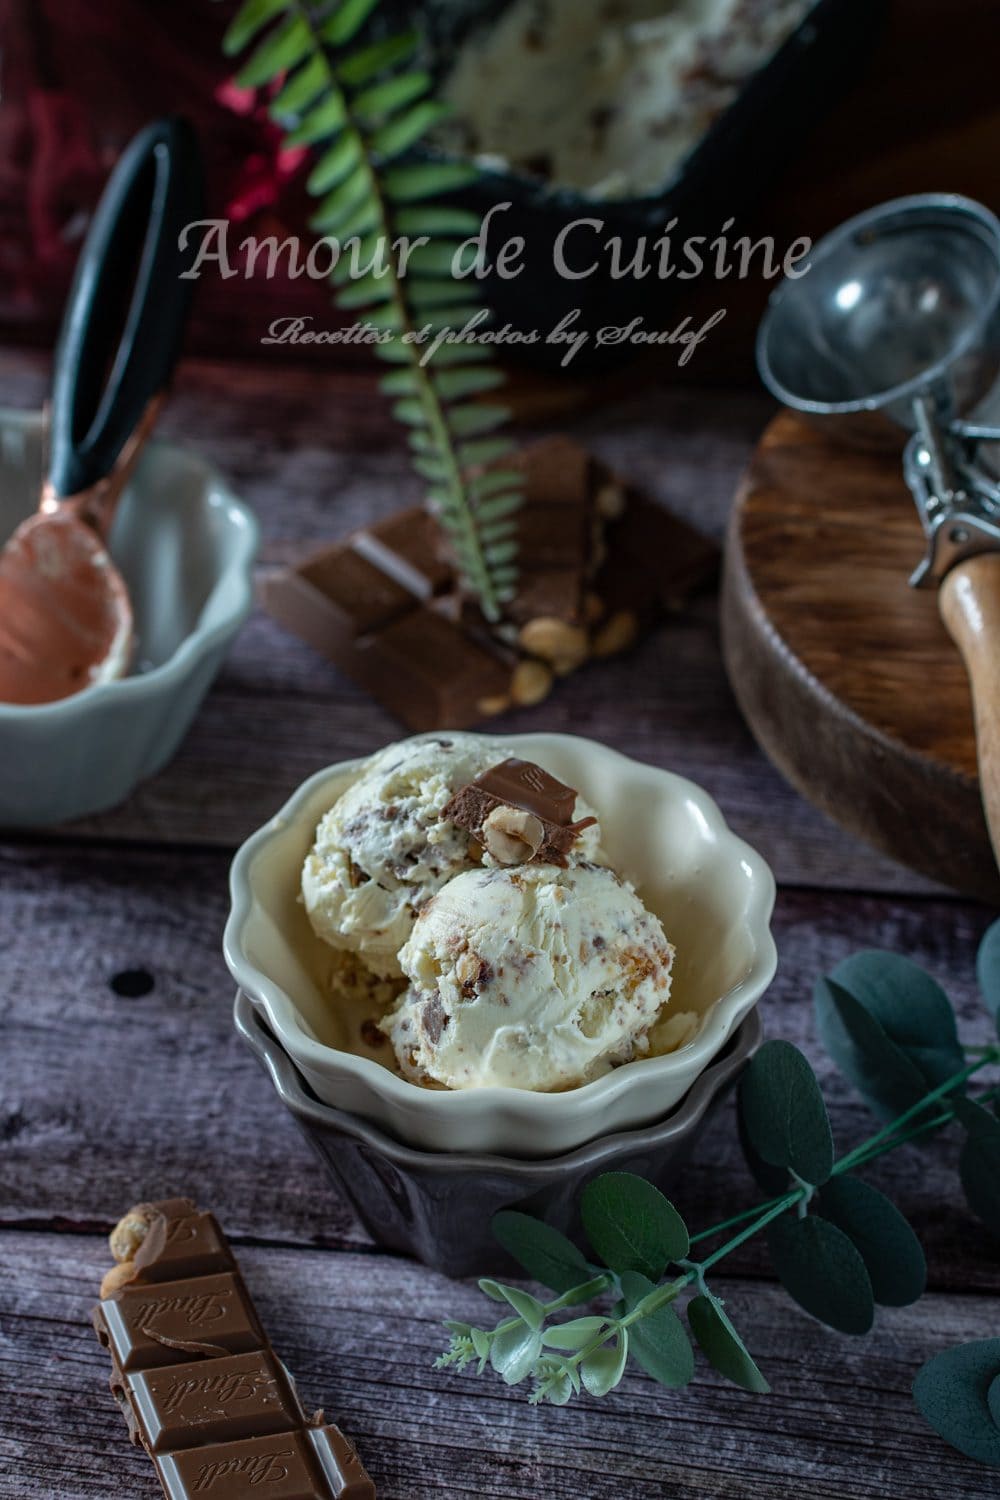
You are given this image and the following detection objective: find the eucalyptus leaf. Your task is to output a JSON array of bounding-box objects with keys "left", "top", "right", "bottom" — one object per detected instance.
[
  {"left": 497, "top": 1286, "right": 545, "bottom": 1329},
  {"left": 767, "top": 1215, "right": 874, "bottom": 1334},
  {"left": 384, "top": 161, "right": 480, "bottom": 202},
  {"left": 491, "top": 1211, "right": 592, "bottom": 1294},
  {"left": 321, "top": 0, "right": 381, "bottom": 46},
  {"left": 477, "top": 1278, "right": 507, "bottom": 1303},
  {"left": 977, "top": 918, "right": 1000, "bottom": 1035},
  {"left": 620, "top": 1270, "right": 694, "bottom": 1389},
  {"left": 581, "top": 1173, "right": 689, "bottom": 1279},
  {"left": 235, "top": 14, "right": 311, "bottom": 89},
  {"left": 372, "top": 101, "right": 451, "bottom": 161},
  {"left": 913, "top": 1338, "right": 1000, "bottom": 1465},
  {"left": 988, "top": 1372, "right": 1000, "bottom": 1431},
  {"left": 821, "top": 950, "right": 965, "bottom": 1093},
  {"left": 956, "top": 1099, "right": 1000, "bottom": 1232},
  {"left": 337, "top": 30, "right": 419, "bottom": 87},
  {"left": 470, "top": 1327, "right": 490, "bottom": 1364},
  {"left": 542, "top": 1316, "right": 609, "bottom": 1352},
  {"left": 489, "top": 1323, "right": 542, "bottom": 1386},
  {"left": 581, "top": 1331, "right": 629, "bottom": 1397},
  {"left": 737, "top": 1104, "right": 789, "bottom": 1195},
  {"left": 687, "top": 1293, "right": 770, "bottom": 1393},
  {"left": 739, "top": 1040, "right": 834, "bottom": 1185},
  {"left": 269, "top": 55, "right": 328, "bottom": 117},
  {"left": 223, "top": 0, "right": 288, "bottom": 56},
  {"left": 817, "top": 1175, "right": 926, "bottom": 1306},
  {"left": 814, "top": 977, "right": 936, "bottom": 1120}
]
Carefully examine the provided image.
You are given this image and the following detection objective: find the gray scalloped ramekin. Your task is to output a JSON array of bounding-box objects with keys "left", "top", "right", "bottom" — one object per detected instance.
[
  {"left": 0, "top": 409, "right": 257, "bottom": 826},
  {"left": 234, "top": 989, "right": 762, "bottom": 1278}
]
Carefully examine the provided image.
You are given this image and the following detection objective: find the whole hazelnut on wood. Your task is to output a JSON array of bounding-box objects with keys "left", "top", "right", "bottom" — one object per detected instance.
[
  {"left": 482, "top": 805, "right": 545, "bottom": 864},
  {"left": 511, "top": 659, "right": 553, "bottom": 706},
  {"left": 518, "top": 617, "right": 589, "bottom": 668},
  {"left": 592, "top": 609, "right": 638, "bottom": 658},
  {"left": 596, "top": 480, "right": 627, "bottom": 519}
]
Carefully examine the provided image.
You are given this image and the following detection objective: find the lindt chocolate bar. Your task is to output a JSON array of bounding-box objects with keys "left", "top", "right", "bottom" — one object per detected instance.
[
  {"left": 444, "top": 757, "right": 598, "bottom": 866},
  {"left": 93, "top": 1198, "right": 375, "bottom": 1499},
  {"left": 261, "top": 437, "right": 717, "bottom": 732}
]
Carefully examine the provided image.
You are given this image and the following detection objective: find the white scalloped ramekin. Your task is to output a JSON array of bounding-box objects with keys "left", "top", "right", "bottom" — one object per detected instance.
[
  {"left": 225, "top": 733, "right": 777, "bottom": 1156},
  {"left": 0, "top": 409, "right": 258, "bottom": 826}
]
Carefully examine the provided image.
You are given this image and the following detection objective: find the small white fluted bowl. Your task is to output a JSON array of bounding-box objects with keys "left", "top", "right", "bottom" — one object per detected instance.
[
  {"left": 0, "top": 409, "right": 257, "bottom": 826},
  {"left": 225, "top": 733, "right": 777, "bottom": 1156}
]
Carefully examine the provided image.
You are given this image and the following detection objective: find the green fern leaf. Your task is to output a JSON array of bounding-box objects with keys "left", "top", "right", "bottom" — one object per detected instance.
[
  {"left": 418, "top": 305, "right": 491, "bottom": 333},
  {"left": 383, "top": 161, "right": 479, "bottom": 201},
  {"left": 337, "top": 30, "right": 419, "bottom": 87},
  {"left": 484, "top": 540, "right": 519, "bottom": 564},
  {"left": 444, "top": 404, "right": 510, "bottom": 438},
  {"left": 372, "top": 338, "right": 414, "bottom": 365},
  {"left": 336, "top": 271, "right": 396, "bottom": 309},
  {"left": 472, "top": 492, "right": 524, "bottom": 522},
  {"left": 459, "top": 438, "right": 517, "bottom": 469},
  {"left": 418, "top": 340, "right": 494, "bottom": 366},
  {"left": 469, "top": 469, "right": 523, "bottom": 499},
  {"left": 371, "top": 101, "right": 451, "bottom": 160},
  {"left": 308, "top": 169, "right": 375, "bottom": 232},
  {"left": 402, "top": 241, "right": 465, "bottom": 278},
  {"left": 392, "top": 398, "right": 429, "bottom": 427},
  {"left": 320, "top": 0, "right": 382, "bottom": 45},
  {"left": 407, "top": 281, "right": 481, "bottom": 312},
  {"left": 394, "top": 205, "right": 482, "bottom": 237},
  {"left": 434, "top": 367, "right": 506, "bottom": 400},
  {"left": 413, "top": 455, "right": 451, "bottom": 483},
  {"left": 270, "top": 54, "right": 328, "bottom": 116},
  {"left": 235, "top": 14, "right": 311, "bottom": 88},
  {"left": 285, "top": 95, "right": 348, "bottom": 146},
  {"left": 379, "top": 368, "right": 418, "bottom": 396},
  {"left": 353, "top": 71, "right": 431, "bottom": 123},
  {"left": 307, "top": 133, "right": 364, "bottom": 194},
  {"left": 223, "top": 0, "right": 288, "bottom": 56}
]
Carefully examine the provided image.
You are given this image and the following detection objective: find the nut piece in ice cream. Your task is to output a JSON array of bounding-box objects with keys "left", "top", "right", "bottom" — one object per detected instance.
[
  {"left": 444, "top": 756, "right": 601, "bottom": 868},
  {"left": 302, "top": 733, "right": 521, "bottom": 979},
  {"left": 481, "top": 805, "right": 545, "bottom": 864},
  {"left": 381, "top": 861, "right": 675, "bottom": 1090}
]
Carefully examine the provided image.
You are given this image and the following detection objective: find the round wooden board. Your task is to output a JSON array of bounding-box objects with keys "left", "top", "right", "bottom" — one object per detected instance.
[{"left": 721, "top": 410, "right": 998, "bottom": 903}]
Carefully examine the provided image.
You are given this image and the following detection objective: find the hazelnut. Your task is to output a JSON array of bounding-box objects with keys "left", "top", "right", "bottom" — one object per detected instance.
[
  {"left": 109, "top": 1205, "right": 156, "bottom": 1263},
  {"left": 595, "top": 480, "right": 627, "bottom": 520},
  {"left": 511, "top": 659, "right": 553, "bottom": 706},
  {"left": 518, "top": 617, "right": 589, "bottom": 667},
  {"left": 455, "top": 950, "right": 482, "bottom": 987},
  {"left": 482, "top": 805, "right": 545, "bottom": 865},
  {"left": 100, "top": 1260, "right": 137, "bottom": 1298},
  {"left": 592, "top": 609, "right": 638, "bottom": 658},
  {"left": 476, "top": 692, "right": 511, "bottom": 717}
]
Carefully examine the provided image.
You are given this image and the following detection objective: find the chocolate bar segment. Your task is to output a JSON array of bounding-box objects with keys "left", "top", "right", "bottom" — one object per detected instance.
[
  {"left": 444, "top": 757, "right": 597, "bottom": 866},
  {"left": 96, "top": 1273, "right": 264, "bottom": 1372},
  {"left": 94, "top": 1199, "right": 375, "bottom": 1499}
]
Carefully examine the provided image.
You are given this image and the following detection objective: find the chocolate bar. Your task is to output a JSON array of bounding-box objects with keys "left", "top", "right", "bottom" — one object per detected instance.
[
  {"left": 93, "top": 1198, "right": 375, "bottom": 1499},
  {"left": 262, "top": 437, "right": 718, "bottom": 732},
  {"left": 443, "top": 757, "right": 598, "bottom": 866}
]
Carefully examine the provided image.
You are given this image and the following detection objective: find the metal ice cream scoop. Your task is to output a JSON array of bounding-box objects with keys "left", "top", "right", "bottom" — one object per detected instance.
[
  {"left": 0, "top": 117, "right": 202, "bottom": 705},
  {"left": 757, "top": 193, "right": 1000, "bottom": 866}
]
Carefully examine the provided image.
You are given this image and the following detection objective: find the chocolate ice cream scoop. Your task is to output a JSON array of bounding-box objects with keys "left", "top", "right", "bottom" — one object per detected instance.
[{"left": 0, "top": 118, "right": 201, "bottom": 705}]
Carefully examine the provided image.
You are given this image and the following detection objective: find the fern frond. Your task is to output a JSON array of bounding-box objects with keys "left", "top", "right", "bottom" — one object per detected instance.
[{"left": 222, "top": 0, "right": 522, "bottom": 619}]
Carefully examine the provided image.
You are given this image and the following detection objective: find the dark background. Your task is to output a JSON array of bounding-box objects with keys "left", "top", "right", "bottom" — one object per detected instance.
[{"left": 2, "top": 0, "right": 999, "bottom": 385}]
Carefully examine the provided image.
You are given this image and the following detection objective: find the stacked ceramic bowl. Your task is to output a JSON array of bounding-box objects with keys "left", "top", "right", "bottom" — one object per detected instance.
[{"left": 225, "top": 734, "right": 776, "bottom": 1276}]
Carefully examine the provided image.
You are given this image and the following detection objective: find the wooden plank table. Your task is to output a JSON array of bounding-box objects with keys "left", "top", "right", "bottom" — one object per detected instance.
[{"left": 0, "top": 350, "right": 996, "bottom": 1499}]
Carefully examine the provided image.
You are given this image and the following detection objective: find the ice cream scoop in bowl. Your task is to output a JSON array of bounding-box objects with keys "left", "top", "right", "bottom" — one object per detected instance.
[{"left": 225, "top": 733, "right": 776, "bottom": 1156}]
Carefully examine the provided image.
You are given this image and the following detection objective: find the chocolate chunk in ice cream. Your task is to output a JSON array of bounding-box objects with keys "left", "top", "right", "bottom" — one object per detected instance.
[{"left": 444, "top": 757, "right": 597, "bottom": 866}]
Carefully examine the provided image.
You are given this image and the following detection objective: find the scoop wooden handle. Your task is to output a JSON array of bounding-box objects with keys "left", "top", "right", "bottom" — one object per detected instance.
[{"left": 939, "top": 551, "right": 1000, "bottom": 873}]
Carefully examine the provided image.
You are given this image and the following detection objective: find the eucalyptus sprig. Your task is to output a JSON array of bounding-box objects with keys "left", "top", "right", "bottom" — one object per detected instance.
[
  {"left": 438, "top": 920, "right": 1000, "bottom": 1468},
  {"left": 222, "top": 0, "right": 523, "bottom": 619}
]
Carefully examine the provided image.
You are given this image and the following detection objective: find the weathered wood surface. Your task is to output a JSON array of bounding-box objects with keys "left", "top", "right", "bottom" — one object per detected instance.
[
  {"left": 1, "top": 348, "right": 998, "bottom": 1499},
  {"left": 2, "top": 1234, "right": 997, "bottom": 1500},
  {"left": 1, "top": 840, "right": 995, "bottom": 1293},
  {"left": 0, "top": 349, "right": 945, "bottom": 896}
]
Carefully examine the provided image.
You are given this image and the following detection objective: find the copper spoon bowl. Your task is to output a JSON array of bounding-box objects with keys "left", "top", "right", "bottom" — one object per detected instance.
[{"left": 0, "top": 118, "right": 202, "bottom": 705}]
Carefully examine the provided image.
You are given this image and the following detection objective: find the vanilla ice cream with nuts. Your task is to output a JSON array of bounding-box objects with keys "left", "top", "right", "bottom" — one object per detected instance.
[
  {"left": 380, "top": 861, "right": 676, "bottom": 1090},
  {"left": 302, "top": 733, "right": 602, "bottom": 978}
]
